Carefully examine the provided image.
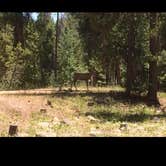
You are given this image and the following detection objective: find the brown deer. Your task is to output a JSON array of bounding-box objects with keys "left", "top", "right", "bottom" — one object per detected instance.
[{"left": 71, "top": 71, "right": 96, "bottom": 91}]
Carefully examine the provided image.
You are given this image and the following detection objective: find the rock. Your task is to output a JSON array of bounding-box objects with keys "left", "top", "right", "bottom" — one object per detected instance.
[
  {"left": 35, "top": 132, "right": 57, "bottom": 137},
  {"left": 156, "top": 108, "right": 162, "bottom": 113},
  {"left": 52, "top": 117, "right": 60, "bottom": 122},
  {"left": 47, "top": 100, "right": 52, "bottom": 105},
  {"left": 89, "top": 127, "right": 102, "bottom": 136},
  {"left": 8, "top": 125, "right": 18, "bottom": 136},
  {"left": 60, "top": 119, "right": 72, "bottom": 125},
  {"left": 40, "top": 108, "right": 47, "bottom": 113},
  {"left": 18, "top": 133, "right": 29, "bottom": 137},
  {"left": 89, "top": 133, "right": 97, "bottom": 137},
  {"left": 153, "top": 117, "right": 160, "bottom": 122},
  {"left": 45, "top": 100, "right": 53, "bottom": 108},
  {"left": 87, "top": 115, "right": 100, "bottom": 123},
  {"left": 96, "top": 126, "right": 100, "bottom": 129},
  {"left": 87, "top": 102, "right": 94, "bottom": 106},
  {"left": 75, "top": 117, "right": 80, "bottom": 121},
  {"left": 51, "top": 117, "right": 61, "bottom": 125},
  {"left": 119, "top": 123, "right": 127, "bottom": 131}
]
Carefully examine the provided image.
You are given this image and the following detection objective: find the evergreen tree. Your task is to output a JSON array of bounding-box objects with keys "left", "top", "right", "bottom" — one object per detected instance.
[{"left": 57, "top": 14, "right": 85, "bottom": 88}]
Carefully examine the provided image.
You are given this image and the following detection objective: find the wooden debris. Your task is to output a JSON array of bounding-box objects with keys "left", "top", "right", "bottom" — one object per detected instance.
[
  {"left": 8, "top": 125, "right": 18, "bottom": 136},
  {"left": 46, "top": 100, "right": 52, "bottom": 106},
  {"left": 40, "top": 108, "right": 47, "bottom": 113},
  {"left": 87, "top": 102, "right": 94, "bottom": 106}
]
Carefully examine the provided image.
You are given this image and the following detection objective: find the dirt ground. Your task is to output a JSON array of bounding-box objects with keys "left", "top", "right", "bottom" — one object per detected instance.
[{"left": 0, "top": 88, "right": 165, "bottom": 137}]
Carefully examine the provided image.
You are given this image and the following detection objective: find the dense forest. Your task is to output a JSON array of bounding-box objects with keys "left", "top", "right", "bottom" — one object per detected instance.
[{"left": 0, "top": 12, "right": 165, "bottom": 105}]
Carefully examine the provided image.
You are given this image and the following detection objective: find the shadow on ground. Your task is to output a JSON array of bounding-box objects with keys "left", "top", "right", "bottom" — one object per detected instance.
[
  {"left": 52, "top": 90, "right": 151, "bottom": 106},
  {"left": 84, "top": 111, "right": 166, "bottom": 123}
]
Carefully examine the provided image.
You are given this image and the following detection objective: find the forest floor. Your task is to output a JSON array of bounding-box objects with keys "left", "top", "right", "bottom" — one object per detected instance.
[{"left": 0, "top": 86, "right": 166, "bottom": 137}]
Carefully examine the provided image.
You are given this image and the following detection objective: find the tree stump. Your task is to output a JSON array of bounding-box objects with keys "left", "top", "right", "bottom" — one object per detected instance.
[{"left": 8, "top": 125, "right": 18, "bottom": 136}]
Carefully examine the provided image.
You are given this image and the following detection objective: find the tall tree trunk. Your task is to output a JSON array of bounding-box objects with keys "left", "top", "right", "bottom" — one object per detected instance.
[
  {"left": 115, "top": 58, "right": 121, "bottom": 85},
  {"left": 125, "top": 14, "right": 135, "bottom": 96},
  {"left": 54, "top": 12, "right": 59, "bottom": 80},
  {"left": 105, "top": 58, "right": 110, "bottom": 85},
  {"left": 148, "top": 13, "right": 160, "bottom": 105},
  {"left": 14, "top": 13, "right": 24, "bottom": 47}
]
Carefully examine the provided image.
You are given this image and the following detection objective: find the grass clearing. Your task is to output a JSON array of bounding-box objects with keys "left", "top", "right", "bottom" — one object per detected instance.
[{"left": 0, "top": 86, "right": 165, "bottom": 137}]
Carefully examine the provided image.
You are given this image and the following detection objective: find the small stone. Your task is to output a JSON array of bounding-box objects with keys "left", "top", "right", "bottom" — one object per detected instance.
[
  {"left": 153, "top": 117, "right": 160, "bottom": 122},
  {"left": 45, "top": 100, "right": 53, "bottom": 108},
  {"left": 51, "top": 117, "right": 61, "bottom": 125},
  {"left": 40, "top": 108, "right": 47, "bottom": 113},
  {"left": 47, "top": 100, "right": 51, "bottom": 105},
  {"left": 119, "top": 123, "right": 127, "bottom": 130},
  {"left": 35, "top": 132, "right": 57, "bottom": 137},
  {"left": 18, "top": 133, "right": 29, "bottom": 137},
  {"left": 89, "top": 127, "right": 102, "bottom": 136},
  {"left": 156, "top": 109, "right": 162, "bottom": 113},
  {"left": 96, "top": 126, "right": 100, "bottom": 129},
  {"left": 75, "top": 117, "right": 80, "bottom": 121},
  {"left": 87, "top": 102, "right": 94, "bottom": 106},
  {"left": 61, "top": 119, "right": 72, "bottom": 125},
  {"left": 87, "top": 115, "right": 100, "bottom": 123},
  {"left": 53, "top": 117, "right": 60, "bottom": 121},
  {"left": 89, "top": 133, "right": 97, "bottom": 137}
]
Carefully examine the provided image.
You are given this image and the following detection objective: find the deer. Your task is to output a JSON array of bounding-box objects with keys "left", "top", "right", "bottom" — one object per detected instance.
[{"left": 71, "top": 70, "right": 97, "bottom": 91}]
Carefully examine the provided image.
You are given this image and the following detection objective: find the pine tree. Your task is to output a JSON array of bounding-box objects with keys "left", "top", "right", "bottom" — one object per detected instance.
[
  {"left": 57, "top": 14, "right": 85, "bottom": 88},
  {"left": 36, "top": 13, "right": 56, "bottom": 87}
]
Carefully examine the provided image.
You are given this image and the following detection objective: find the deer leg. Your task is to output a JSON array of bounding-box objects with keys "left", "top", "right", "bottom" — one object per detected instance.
[
  {"left": 86, "top": 80, "right": 89, "bottom": 91},
  {"left": 70, "top": 82, "right": 73, "bottom": 91}
]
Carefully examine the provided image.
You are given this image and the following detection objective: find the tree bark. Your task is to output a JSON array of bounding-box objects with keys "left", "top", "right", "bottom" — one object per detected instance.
[
  {"left": 125, "top": 14, "right": 135, "bottom": 96},
  {"left": 105, "top": 58, "right": 110, "bottom": 85},
  {"left": 147, "top": 13, "right": 160, "bottom": 105},
  {"left": 115, "top": 58, "right": 121, "bottom": 85},
  {"left": 14, "top": 13, "right": 24, "bottom": 47}
]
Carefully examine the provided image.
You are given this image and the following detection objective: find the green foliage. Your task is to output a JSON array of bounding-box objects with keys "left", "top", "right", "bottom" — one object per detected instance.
[
  {"left": 1, "top": 43, "right": 26, "bottom": 89},
  {"left": 36, "top": 13, "right": 56, "bottom": 86},
  {"left": 0, "top": 24, "right": 14, "bottom": 89},
  {"left": 158, "top": 50, "right": 166, "bottom": 91},
  {"left": 0, "top": 12, "right": 164, "bottom": 95},
  {"left": 23, "top": 20, "right": 41, "bottom": 88},
  {"left": 57, "top": 14, "right": 86, "bottom": 86}
]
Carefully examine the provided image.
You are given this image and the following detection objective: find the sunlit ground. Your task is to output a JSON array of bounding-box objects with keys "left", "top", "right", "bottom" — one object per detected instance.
[{"left": 0, "top": 85, "right": 165, "bottom": 137}]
